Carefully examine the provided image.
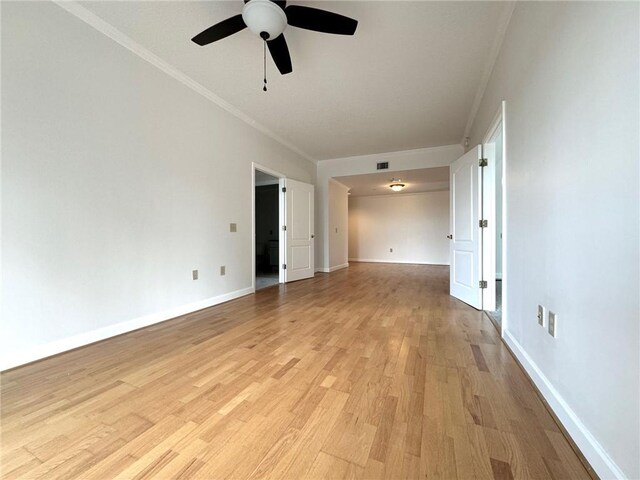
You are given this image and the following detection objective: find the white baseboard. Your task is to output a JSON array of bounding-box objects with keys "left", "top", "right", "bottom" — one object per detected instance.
[
  {"left": 317, "top": 263, "right": 350, "bottom": 273},
  {"left": 348, "top": 258, "right": 449, "bottom": 266},
  {"left": 503, "top": 330, "right": 625, "bottom": 480},
  {"left": 1, "top": 286, "right": 254, "bottom": 372}
]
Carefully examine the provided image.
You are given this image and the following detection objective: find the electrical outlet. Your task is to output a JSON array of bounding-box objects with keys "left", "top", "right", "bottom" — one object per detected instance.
[
  {"left": 230, "top": 223, "right": 237, "bottom": 233},
  {"left": 390, "top": 248, "right": 393, "bottom": 253},
  {"left": 537, "top": 305, "right": 545, "bottom": 326},
  {"left": 548, "top": 311, "right": 558, "bottom": 337},
  {"left": 192, "top": 270, "right": 198, "bottom": 280},
  {"left": 220, "top": 266, "right": 226, "bottom": 276}
]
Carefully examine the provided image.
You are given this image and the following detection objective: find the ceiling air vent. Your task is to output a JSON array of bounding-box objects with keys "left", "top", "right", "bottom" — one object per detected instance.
[{"left": 376, "top": 162, "right": 389, "bottom": 170}]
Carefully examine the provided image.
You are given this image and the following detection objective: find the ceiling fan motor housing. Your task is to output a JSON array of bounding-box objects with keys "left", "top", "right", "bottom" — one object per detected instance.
[{"left": 242, "top": 0, "right": 287, "bottom": 40}]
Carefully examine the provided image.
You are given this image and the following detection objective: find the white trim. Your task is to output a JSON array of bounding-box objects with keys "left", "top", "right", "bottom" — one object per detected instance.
[
  {"left": 483, "top": 104, "right": 505, "bottom": 144},
  {"left": 349, "top": 258, "right": 449, "bottom": 266},
  {"left": 252, "top": 163, "right": 286, "bottom": 291},
  {"left": 0, "top": 287, "right": 254, "bottom": 372},
  {"left": 53, "top": 1, "right": 316, "bottom": 165},
  {"left": 500, "top": 101, "right": 508, "bottom": 334},
  {"left": 503, "top": 331, "right": 625, "bottom": 480},
  {"left": 461, "top": 2, "right": 516, "bottom": 143},
  {"left": 317, "top": 263, "right": 350, "bottom": 273}
]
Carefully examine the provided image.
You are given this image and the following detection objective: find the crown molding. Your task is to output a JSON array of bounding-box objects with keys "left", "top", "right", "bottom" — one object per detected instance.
[
  {"left": 53, "top": 1, "right": 317, "bottom": 165},
  {"left": 461, "top": 1, "right": 516, "bottom": 144}
]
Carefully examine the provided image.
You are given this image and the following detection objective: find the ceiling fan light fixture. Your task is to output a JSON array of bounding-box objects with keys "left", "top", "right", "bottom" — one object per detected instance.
[{"left": 242, "top": 0, "right": 287, "bottom": 40}]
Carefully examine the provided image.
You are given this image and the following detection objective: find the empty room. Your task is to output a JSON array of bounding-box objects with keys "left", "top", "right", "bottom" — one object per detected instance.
[{"left": 1, "top": 1, "right": 638, "bottom": 479}]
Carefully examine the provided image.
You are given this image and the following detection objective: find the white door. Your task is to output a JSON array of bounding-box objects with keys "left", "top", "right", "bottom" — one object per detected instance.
[
  {"left": 450, "top": 145, "right": 482, "bottom": 309},
  {"left": 284, "top": 178, "right": 315, "bottom": 282},
  {"left": 481, "top": 138, "right": 498, "bottom": 312}
]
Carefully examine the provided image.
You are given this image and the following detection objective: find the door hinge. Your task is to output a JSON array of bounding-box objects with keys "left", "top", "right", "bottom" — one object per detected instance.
[
  {"left": 282, "top": 187, "right": 286, "bottom": 193},
  {"left": 479, "top": 219, "right": 488, "bottom": 228},
  {"left": 479, "top": 280, "right": 488, "bottom": 289},
  {"left": 282, "top": 225, "right": 287, "bottom": 231},
  {"left": 282, "top": 264, "right": 287, "bottom": 270},
  {"left": 479, "top": 158, "right": 488, "bottom": 167}
]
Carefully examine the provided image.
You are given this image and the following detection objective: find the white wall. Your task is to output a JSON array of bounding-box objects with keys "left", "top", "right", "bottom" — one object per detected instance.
[
  {"left": 316, "top": 144, "right": 462, "bottom": 270},
  {"left": 348, "top": 191, "right": 449, "bottom": 265},
  {"left": 326, "top": 179, "right": 349, "bottom": 271},
  {"left": 468, "top": 2, "right": 639, "bottom": 478},
  {"left": 1, "top": 2, "right": 315, "bottom": 369}
]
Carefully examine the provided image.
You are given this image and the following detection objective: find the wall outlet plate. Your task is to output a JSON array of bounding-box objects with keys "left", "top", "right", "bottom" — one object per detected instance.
[
  {"left": 548, "top": 311, "right": 558, "bottom": 337},
  {"left": 230, "top": 223, "right": 237, "bottom": 233},
  {"left": 192, "top": 270, "right": 198, "bottom": 280},
  {"left": 220, "top": 266, "right": 226, "bottom": 276},
  {"left": 537, "top": 305, "right": 545, "bottom": 326},
  {"left": 389, "top": 248, "right": 393, "bottom": 253}
]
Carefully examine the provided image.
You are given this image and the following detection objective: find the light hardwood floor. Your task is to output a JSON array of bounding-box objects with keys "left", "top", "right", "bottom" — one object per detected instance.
[{"left": 1, "top": 263, "right": 590, "bottom": 479}]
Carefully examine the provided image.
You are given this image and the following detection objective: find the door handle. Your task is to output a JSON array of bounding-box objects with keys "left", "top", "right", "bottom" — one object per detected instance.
[
  {"left": 447, "top": 234, "right": 453, "bottom": 239},
  {"left": 311, "top": 234, "right": 315, "bottom": 239}
]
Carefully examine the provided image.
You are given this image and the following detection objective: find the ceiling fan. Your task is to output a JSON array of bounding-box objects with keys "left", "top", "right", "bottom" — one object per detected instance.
[{"left": 191, "top": 0, "right": 358, "bottom": 82}]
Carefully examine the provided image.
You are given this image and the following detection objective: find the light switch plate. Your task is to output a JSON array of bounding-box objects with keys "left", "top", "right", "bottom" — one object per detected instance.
[
  {"left": 548, "top": 311, "right": 558, "bottom": 337},
  {"left": 192, "top": 270, "right": 198, "bottom": 280},
  {"left": 230, "top": 223, "right": 237, "bottom": 233},
  {"left": 537, "top": 305, "right": 545, "bottom": 326}
]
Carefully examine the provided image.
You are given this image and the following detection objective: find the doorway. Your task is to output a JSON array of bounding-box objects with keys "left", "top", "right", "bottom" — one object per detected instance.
[
  {"left": 253, "top": 166, "right": 283, "bottom": 290},
  {"left": 448, "top": 101, "right": 506, "bottom": 333},
  {"left": 482, "top": 102, "right": 506, "bottom": 331},
  {"left": 252, "top": 165, "right": 316, "bottom": 290}
]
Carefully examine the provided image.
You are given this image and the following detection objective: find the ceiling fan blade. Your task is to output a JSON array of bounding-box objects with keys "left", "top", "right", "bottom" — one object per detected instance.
[
  {"left": 191, "top": 14, "right": 246, "bottom": 46},
  {"left": 285, "top": 6, "right": 357, "bottom": 35},
  {"left": 267, "top": 34, "right": 293, "bottom": 75}
]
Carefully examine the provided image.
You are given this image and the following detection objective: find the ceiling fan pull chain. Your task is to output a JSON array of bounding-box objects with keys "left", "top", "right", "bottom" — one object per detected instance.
[{"left": 263, "top": 40, "right": 268, "bottom": 92}]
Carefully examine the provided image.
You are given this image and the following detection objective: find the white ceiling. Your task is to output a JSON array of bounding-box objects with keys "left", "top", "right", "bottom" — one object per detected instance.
[
  {"left": 336, "top": 166, "right": 449, "bottom": 197},
  {"left": 78, "top": 1, "right": 510, "bottom": 160}
]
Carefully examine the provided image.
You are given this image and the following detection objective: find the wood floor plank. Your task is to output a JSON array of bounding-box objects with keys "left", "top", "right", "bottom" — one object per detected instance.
[{"left": 0, "top": 263, "right": 591, "bottom": 479}]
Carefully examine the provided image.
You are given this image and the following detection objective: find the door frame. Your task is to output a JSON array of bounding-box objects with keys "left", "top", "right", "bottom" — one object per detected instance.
[
  {"left": 252, "top": 162, "right": 286, "bottom": 291},
  {"left": 481, "top": 101, "right": 507, "bottom": 335}
]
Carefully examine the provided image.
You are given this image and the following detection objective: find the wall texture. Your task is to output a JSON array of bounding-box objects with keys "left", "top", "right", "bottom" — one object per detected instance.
[
  {"left": 1, "top": 2, "right": 315, "bottom": 369},
  {"left": 327, "top": 179, "right": 349, "bottom": 271},
  {"left": 348, "top": 191, "right": 449, "bottom": 265},
  {"left": 468, "top": 2, "right": 639, "bottom": 478}
]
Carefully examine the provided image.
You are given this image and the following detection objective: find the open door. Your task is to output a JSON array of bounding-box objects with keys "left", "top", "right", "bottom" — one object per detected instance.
[
  {"left": 283, "top": 178, "right": 315, "bottom": 282},
  {"left": 449, "top": 145, "right": 483, "bottom": 309},
  {"left": 481, "top": 141, "right": 497, "bottom": 312}
]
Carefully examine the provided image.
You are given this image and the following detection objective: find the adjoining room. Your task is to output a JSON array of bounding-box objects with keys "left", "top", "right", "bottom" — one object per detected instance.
[
  {"left": 254, "top": 169, "right": 281, "bottom": 290},
  {"left": 337, "top": 167, "right": 450, "bottom": 267}
]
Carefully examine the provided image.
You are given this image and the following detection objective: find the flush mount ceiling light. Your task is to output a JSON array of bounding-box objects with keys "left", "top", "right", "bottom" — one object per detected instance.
[{"left": 389, "top": 179, "right": 405, "bottom": 192}]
